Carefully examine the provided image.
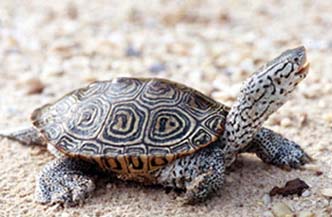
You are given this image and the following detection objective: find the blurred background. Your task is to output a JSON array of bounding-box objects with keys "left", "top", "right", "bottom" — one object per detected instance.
[{"left": 1, "top": 0, "right": 332, "bottom": 216}]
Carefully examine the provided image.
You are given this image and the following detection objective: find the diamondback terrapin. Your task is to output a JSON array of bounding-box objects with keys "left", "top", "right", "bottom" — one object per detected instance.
[{"left": 1, "top": 46, "right": 311, "bottom": 206}]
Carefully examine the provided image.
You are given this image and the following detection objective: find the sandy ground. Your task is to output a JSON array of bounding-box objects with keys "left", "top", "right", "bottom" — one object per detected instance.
[{"left": 1, "top": 0, "right": 332, "bottom": 216}]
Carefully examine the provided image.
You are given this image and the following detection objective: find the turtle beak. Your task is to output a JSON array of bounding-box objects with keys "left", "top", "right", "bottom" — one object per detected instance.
[{"left": 297, "top": 61, "right": 310, "bottom": 75}]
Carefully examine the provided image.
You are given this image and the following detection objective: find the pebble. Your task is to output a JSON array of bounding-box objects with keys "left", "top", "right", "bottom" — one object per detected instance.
[
  {"left": 83, "top": 75, "right": 97, "bottom": 83},
  {"left": 301, "top": 190, "right": 311, "bottom": 197},
  {"left": 167, "top": 42, "right": 191, "bottom": 56},
  {"left": 271, "top": 202, "right": 293, "bottom": 217},
  {"left": 125, "top": 46, "right": 141, "bottom": 57},
  {"left": 23, "top": 77, "right": 45, "bottom": 95},
  {"left": 323, "top": 113, "right": 332, "bottom": 125},
  {"left": 262, "top": 194, "right": 272, "bottom": 205},
  {"left": 149, "top": 63, "right": 167, "bottom": 74},
  {"left": 320, "top": 188, "right": 332, "bottom": 198},
  {"left": 61, "top": 212, "right": 71, "bottom": 217},
  {"left": 297, "top": 211, "right": 315, "bottom": 217},
  {"left": 299, "top": 112, "right": 308, "bottom": 127},
  {"left": 270, "top": 178, "right": 309, "bottom": 197},
  {"left": 262, "top": 211, "right": 274, "bottom": 217},
  {"left": 315, "top": 198, "right": 330, "bottom": 208},
  {"left": 43, "top": 63, "right": 64, "bottom": 77},
  {"left": 67, "top": 3, "right": 78, "bottom": 20},
  {"left": 50, "top": 40, "right": 78, "bottom": 58},
  {"left": 280, "top": 118, "right": 292, "bottom": 128},
  {"left": 301, "top": 85, "right": 322, "bottom": 99}
]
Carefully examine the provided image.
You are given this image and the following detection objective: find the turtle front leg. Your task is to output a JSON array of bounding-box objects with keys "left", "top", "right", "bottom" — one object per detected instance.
[
  {"left": 36, "top": 157, "right": 97, "bottom": 207},
  {"left": 244, "top": 128, "right": 312, "bottom": 169},
  {"left": 155, "top": 144, "right": 225, "bottom": 204}
]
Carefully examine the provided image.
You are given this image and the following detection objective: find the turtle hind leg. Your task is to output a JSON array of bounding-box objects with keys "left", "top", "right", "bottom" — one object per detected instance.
[
  {"left": 244, "top": 128, "right": 312, "bottom": 169},
  {"left": 156, "top": 144, "right": 225, "bottom": 204},
  {"left": 36, "top": 157, "right": 97, "bottom": 207},
  {"left": 0, "top": 126, "right": 46, "bottom": 146}
]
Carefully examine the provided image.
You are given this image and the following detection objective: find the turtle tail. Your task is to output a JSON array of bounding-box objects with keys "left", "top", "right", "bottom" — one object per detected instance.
[{"left": 0, "top": 126, "right": 47, "bottom": 146}]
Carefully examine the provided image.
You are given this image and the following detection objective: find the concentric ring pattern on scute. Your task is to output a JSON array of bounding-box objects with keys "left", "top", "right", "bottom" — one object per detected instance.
[
  {"left": 137, "top": 79, "right": 181, "bottom": 107},
  {"left": 99, "top": 102, "right": 148, "bottom": 146},
  {"left": 65, "top": 97, "right": 110, "bottom": 140},
  {"left": 33, "top": 77, "right": 227, "bottom": 172},
  {"left": 145, "top": 107, "right": 195, "bottom": 146}
]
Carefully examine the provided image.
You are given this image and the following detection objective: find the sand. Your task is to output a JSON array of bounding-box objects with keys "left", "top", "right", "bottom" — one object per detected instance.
[{"left": 0, "top": 0, "right": 332, "bottom": 216}]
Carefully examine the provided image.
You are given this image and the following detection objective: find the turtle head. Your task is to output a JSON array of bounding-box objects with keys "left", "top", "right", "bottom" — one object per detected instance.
[
  {"left": 243, "top": 46, "right": 309, "bottom": 109},
  {"left": 253, "top": 45, "right": 308, "bottom": 97},
  {"left": 223, "top": 46, "right": 309, "bottom": 152}
]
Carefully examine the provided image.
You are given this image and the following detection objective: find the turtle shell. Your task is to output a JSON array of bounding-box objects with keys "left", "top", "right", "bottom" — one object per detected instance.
[{"left": 31, "top": 78, "right": 228, "bottom": 174}]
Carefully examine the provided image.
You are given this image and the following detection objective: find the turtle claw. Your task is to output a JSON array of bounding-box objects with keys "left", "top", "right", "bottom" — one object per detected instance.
[
  {"left": 275, "top": 149, "right": 312, "bottom": 170},
  {"left": 302, "top": 152, "right": 314, "bottom": 163},
  {"left": 36, "top": 178, "right": 95, "bottom": 207},
  {"left": 247, "top": 128, "right": 312, "bottom": 170}
]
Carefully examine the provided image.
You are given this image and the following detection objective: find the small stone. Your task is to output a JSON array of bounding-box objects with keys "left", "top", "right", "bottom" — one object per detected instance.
[
  {"left": 83, "top": 75, "right": 97, "bottom": 83},
  {"left": 271, "top": 202, "right": 293, "bottom": 217},
  {"left": 61, "top": 212, "right": 71, "bottom": 217},
  {"left": 262, "top": 211, "right": 274, "bottom": 217},
  {"left": 43, "top": 64, "right": 64, "bottom": 77},
  {"left": 125, "top": 46, "right": 141, "bottom": 57},
  {"left": 149, "top": 63, "right": 166, "bottom": 74},
  {"left": 218, "top": 12, "right": 231, "bottom": 23},
  {"left": 280, "top": 118, "right": 292, "bottom": 127},
  {"left": 301, "top": 190, "right": 311, "bottom": 197},
  {"left": 167, "top": 42, "right": 190, "bottom": 56},
  {"left": 321, "top": 188, "right": 332, "bottom": 198},
  {"left": 29, "top": 148, "right": 45, "bottom": 156},
  {"left": 299, "top": 112, "right": 308, "bottom": 127},
  {"left": 262, "top": 193, "right": 272, "bottom": 205},
  {"left": 67, "top": 3, "right": 78, "bottom": 19},
  {"left": 323, "top": 113, "right": 332, "bottom": 125},
  {"left": 297, "top": 211, "right": 315, "bottom": 217},
  {"left": 225, "top": 175, "right": 235, "bottom": 183},
  {"left": 51, "top": 40, "right": 78, "bottom": 58},
  {"left": 24, "top": 78, "right": 45, "bottom": 95},
  {"left": 270, "top": 178, "right": 309, "bottom": 197},
  {"left": 316, "top": 198, "right": 330, "bottom": 208}
]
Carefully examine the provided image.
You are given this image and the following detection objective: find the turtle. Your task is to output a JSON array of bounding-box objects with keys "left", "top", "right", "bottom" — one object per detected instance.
[{"left": 1, "top": 46, "right": 311, "bottom": 206}]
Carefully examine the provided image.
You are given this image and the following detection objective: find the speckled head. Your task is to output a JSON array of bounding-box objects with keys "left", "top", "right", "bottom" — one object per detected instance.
[
  {"left": 256, "top": 45, "right": 309, "bottom": 92},
  {"left": 224, "top": 46, "right": 310, "bottom": 152},
  {"left": 243, "top": 46, "right": 310, "bottom": 107}
]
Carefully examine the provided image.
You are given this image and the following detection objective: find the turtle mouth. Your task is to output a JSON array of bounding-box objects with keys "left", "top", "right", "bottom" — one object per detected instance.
[{"left": 297, "top": 61, "right": 310, "bottom": 75}]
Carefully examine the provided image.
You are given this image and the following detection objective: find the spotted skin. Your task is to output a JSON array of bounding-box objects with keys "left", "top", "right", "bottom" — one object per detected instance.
[
  {"left": 154, "top": 142, "right": 224, "bottom": 203},
  {"left": 244, "top": 128, "right": 311, "bottom": 169},
  {"left": 36, "top": 157, "right": 96, "bottom": 206},
  {"left": 224, "top": 46, "right": 308, "bottom": 154},
  {"left": 0, "top": 46, "right": 310, "bottom": 206}
]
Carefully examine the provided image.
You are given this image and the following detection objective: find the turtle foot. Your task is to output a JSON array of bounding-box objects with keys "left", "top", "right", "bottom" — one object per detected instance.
[
  {"left": 246, "top": 128, "right": 312, "bottom": 169},
  {"left": 36, "top": 157, "right": 96, "bottom": 207}
]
